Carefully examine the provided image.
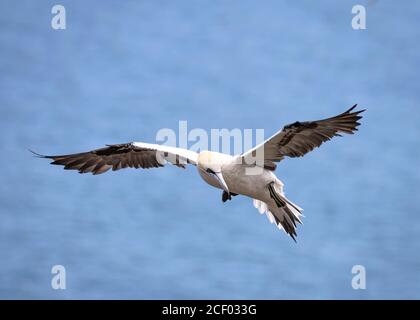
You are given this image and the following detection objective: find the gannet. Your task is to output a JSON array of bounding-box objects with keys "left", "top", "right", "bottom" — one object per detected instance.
[{"left": 33, "top": 105, "right": 365, "bottom": 241}]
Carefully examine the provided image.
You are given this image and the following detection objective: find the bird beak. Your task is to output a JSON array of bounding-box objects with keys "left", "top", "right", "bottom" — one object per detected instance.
[{"left": 215, "top": 172, "right": 229, "bottom": 194}]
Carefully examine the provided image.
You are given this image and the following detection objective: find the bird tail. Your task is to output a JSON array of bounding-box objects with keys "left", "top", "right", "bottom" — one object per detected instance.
[{"left": 253, "top": 182, "right": 304, "bottom": 242}]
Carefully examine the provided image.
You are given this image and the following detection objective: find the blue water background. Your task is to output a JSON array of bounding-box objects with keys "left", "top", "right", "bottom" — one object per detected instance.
[{"left": 0, "top": 0, "right": 419, "bottom": 299}]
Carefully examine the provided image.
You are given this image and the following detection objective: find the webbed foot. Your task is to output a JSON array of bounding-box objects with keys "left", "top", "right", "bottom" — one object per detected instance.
[{"left": 222, "top": 191, "right": 238, "bottom": 202}]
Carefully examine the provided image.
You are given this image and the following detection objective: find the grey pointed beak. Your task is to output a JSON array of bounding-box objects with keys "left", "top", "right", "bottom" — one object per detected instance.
[{"left": 215, "top": 172, "right": 229, "bottom": 194}]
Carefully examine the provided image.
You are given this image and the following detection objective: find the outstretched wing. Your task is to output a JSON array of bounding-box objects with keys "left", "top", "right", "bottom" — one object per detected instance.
[
  {"left": 241, "top": 105, "right": 365, "bottom": 170},
  {"left": 32, "top": 142, "right": 198, "bottom": 175}
]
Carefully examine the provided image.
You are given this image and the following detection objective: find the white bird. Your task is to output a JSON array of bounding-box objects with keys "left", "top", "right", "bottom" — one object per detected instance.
[{"left": 33, "top": 105, "right": 365, "bottom": 241}]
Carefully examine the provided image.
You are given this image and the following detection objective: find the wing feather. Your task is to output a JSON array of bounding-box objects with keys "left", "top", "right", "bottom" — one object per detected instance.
[
  {"left": 32, "top": 142, "right": 198, "bottom": 175},
  {"left": 241, "top": 105, "right": 365, "bottom": 168}
]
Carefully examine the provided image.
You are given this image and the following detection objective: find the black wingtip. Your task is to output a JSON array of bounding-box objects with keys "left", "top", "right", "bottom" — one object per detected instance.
[
  {"left": 348, "top": 104, "right": 358, "bottom": 112},
  {"left": 290, "top": 233, "right": 297, "bottom": 243},
  {"left": 28, "top": 149, "right": 48, "bottom": 158},
  {"left": 345, "top": 104, "right": 367, "bottom": 115}
]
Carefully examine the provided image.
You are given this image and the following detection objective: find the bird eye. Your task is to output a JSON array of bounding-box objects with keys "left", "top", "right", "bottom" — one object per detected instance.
[{"left": 206, "top": 168, "right": 215, "bottom": 174}]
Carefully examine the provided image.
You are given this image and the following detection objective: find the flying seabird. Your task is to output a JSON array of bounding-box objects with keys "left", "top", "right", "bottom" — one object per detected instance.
[{"left": 33, "top": 105, "right": 365, "bottom": 241}]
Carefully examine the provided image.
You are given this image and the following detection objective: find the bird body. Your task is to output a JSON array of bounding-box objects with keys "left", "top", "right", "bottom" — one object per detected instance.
[
  {"left": 197, "top": 150, "right": 276, "bottom": 200},
  {"left": 33, "top": 105, "right": 365, "bottom": 241}
]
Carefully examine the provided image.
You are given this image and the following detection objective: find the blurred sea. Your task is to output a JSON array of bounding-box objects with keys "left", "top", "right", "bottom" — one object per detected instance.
[{"left": 0, "top": 0, "right": 420, "bottom": 299}]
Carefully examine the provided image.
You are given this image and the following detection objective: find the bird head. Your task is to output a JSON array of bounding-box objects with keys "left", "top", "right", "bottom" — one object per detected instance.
[{"left": 197, "top": 151, "right": 230, "bottom": 194}]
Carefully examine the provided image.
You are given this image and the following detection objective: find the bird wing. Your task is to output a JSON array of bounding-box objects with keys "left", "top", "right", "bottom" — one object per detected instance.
[
  {"left": 32, "top": 142, "right": 198, "bottom": 175},
  {"left": 241, "top": 105, "right": 365, "bottom": 170}
]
